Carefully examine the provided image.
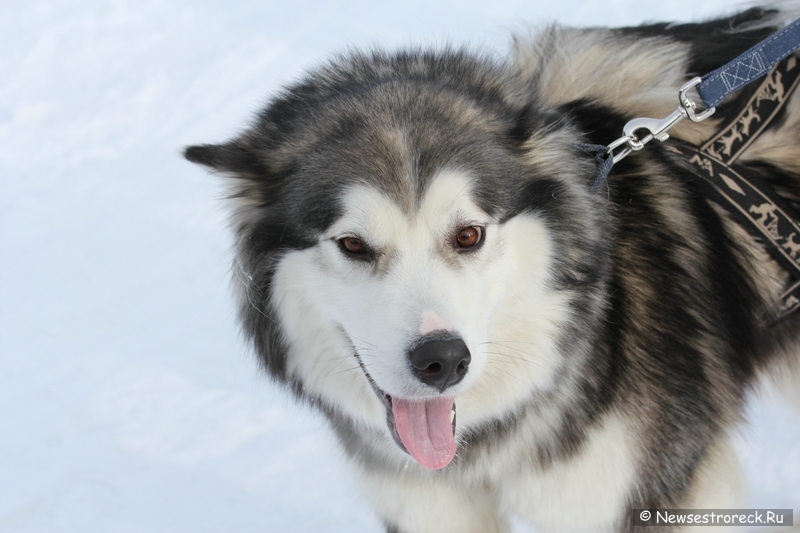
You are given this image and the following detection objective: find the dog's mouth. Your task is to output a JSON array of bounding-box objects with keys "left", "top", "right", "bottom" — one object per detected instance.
[{"left": 354, "top": 353, "right": 457, "bottom": 470}]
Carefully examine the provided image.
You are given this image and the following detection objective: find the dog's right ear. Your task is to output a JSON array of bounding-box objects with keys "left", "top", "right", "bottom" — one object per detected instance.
[
  {"left": 184, "top": 143, "right": 227, "bottom": 169},
  {"left": 183, "top": 141, "right": 267, "bottom": 178}
]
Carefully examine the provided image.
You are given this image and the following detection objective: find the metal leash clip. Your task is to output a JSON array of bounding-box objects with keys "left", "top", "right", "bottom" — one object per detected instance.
[{"left": 606, "top": 77, "right": 716, "bottom": 164}]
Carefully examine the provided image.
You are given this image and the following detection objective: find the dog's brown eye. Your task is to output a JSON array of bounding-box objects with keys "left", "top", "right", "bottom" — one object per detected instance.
[
  {"left": 455, "top": 226, "right": 483, "bottom": 250},
  {"left": 341, "top": 237, "right": 365, "bottom": 253},
  {"left": 337, "top": 236, "right": 373, "bottom": 261}
]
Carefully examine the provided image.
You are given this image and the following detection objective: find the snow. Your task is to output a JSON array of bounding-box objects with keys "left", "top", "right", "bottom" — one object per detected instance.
[{"left": 1, "top": 1, "right": 797, "bottom": 532}]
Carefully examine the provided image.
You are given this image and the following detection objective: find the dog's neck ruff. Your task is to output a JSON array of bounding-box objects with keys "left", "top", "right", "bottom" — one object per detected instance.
[{"left": 670, "top": 56, "right": 800, "bottom": 322}]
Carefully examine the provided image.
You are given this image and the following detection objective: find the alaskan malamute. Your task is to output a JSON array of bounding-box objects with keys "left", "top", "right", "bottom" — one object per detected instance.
[{"left": 185, "top": 7, "right": 800, "bottom": 532}]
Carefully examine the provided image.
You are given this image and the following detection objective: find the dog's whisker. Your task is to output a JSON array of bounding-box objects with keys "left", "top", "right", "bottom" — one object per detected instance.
[
  {"left": 328, "top": 366, "right": 363, "bottom": 378},
  {"left": 486, "top": 354, "right": 542, "bottom": 367},
  {"left": 347, "top": 333, "right": 378, "bottom": 348},
  {"left": 481, "top": 366, "right": 532, "bottom": 386}
]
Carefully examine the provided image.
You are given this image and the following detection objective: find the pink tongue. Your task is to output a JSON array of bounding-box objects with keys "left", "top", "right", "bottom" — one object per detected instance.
[{"left": 391, "top": 396, "right": 456, "bottom": 470}]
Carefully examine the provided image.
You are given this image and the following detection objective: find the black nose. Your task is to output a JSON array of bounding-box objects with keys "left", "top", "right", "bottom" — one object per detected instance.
[{"left": 408, "top": 337, "right": 471, "bottom": 392}]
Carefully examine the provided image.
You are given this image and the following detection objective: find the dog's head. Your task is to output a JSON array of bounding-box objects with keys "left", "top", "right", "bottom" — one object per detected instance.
[{"left": 185, "top": 50, "right": 609, "bottom": 470}]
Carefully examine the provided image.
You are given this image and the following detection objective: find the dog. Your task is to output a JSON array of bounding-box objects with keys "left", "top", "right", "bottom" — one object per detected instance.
[{"left": 184, "top": 7, "right": 800, "bottom": 532}]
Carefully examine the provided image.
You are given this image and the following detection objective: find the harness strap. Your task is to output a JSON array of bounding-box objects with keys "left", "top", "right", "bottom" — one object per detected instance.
[
  {"left": 670, "top": 142, "right": 800, "bottom": 319},
  {"left": 669, "top": 55, "right": 800, "bottom": 320},
  {"left": 700, "top": 56, "right": 800, "bottom": 163}
]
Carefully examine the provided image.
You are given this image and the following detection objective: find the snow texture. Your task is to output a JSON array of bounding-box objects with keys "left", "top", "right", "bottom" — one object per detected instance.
[{"left": 1, "top": 1, "right": 797, "bottom": 532}]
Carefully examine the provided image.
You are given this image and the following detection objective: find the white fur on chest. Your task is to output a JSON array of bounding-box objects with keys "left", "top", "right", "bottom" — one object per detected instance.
[{"left": 498, "top": 412, "right": 638, "bottom": 532}]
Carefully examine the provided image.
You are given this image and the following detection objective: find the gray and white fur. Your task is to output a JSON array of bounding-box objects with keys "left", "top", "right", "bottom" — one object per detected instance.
[{"left": 184, "top": 6, "right": 800, "bottom": 532}]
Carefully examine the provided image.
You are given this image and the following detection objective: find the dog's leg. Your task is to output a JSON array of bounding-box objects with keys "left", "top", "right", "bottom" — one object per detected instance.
[{"left": 355, "top": 467, "right": 508, "bottom": 533}]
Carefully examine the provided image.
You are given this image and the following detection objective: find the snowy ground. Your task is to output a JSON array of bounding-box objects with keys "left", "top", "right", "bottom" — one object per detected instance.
[{"left": 1, "top": 1, "right": 798, "bottom": 532}]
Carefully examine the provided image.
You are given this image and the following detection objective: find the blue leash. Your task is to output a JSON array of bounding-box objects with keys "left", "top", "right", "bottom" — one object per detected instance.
[
  {"left": 583, "top": 17, "right": 800, "bottom": 188},
  {"left": 697, "top": 17, "right": 800, "bottom": 108}
]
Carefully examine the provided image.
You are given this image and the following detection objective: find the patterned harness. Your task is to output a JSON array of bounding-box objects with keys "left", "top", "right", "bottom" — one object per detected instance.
[{"left": 670, "top": 56, "right": 800, "bottom": 321}]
